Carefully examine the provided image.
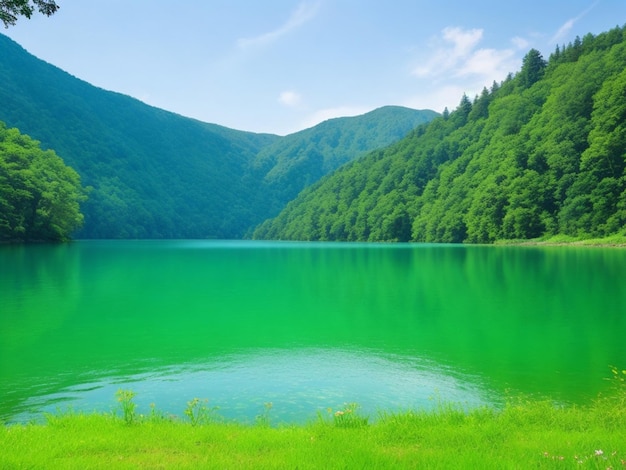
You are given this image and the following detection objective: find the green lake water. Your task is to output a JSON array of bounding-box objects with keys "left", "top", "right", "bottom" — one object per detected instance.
[{"left": 1, "top": 241, "right": 625, "bottom": 423}]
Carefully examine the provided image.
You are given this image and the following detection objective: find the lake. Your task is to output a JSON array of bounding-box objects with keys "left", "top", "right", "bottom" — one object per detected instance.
[{"left": 1, "top": 241, "right": 625, "bottom": 424}]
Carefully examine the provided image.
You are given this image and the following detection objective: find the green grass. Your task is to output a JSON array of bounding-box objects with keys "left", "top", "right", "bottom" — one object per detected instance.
[
  {"left": 2, "top": 380, "right": 626, "bottom": 469},
  {"left": 496, "top": 234, "right": 626, "bottom": 247}
]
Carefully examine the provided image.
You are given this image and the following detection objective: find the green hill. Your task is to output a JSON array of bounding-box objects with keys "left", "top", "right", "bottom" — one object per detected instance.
[
  {"left": 0, "top": 34, "right": 277, "bottom": 238},
  {"left": 252, "top": 106, "right": 438, "bottom": 216},
  {"left": 253, "top": 26, "right": 626, "bottom": 243},
  {"left": 0, "top": 33, "right": 435, "bottom": 239}
]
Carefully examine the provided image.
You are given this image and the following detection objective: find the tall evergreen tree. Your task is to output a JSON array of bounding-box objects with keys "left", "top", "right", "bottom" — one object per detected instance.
[{"left": 518, "top": 49, "right": 547, "bottom": 89}]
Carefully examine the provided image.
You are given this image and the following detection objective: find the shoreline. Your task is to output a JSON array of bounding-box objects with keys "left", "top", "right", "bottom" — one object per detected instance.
[{"left": 494, "top": 236, "right": 626, "bottom": 248}]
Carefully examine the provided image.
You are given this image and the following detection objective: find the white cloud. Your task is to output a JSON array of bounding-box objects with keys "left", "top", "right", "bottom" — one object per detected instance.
[
  {"left": 237, "top": 2, "right": 320, "bottom": 50},
  {"left": 457, "top": 47, "right": 517, "bottom": 79},
  {"left": 549, "top": 1, "right": 599, "bottom": 45},
  {"left": 279, "top": 90, "right": 302, "bottom": 107},
  {"left": 443, "top": 27, "right": 483, "bottom": 58},
  {"left": 413, "top": 26, "right": 521, "bottom": 82},
  {"left": 406, "top": 25, "right": 536, "bottom": 113},
  {"left": 550, "top": 18, "right": 576, "bottom": 44},
  {"left": 413, "top": 27, "right": 483, "bottom": 77},
  {"left": 511, "top": 36, "right": 530, "bottom": 50},
  {"left": 409, "top": 26, "right": 525, "bottom": 111}
]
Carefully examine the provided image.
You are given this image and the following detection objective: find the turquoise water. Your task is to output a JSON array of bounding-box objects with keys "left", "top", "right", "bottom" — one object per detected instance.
[{"left": 1, "top": 241, "right": 625, "bottom": 423}]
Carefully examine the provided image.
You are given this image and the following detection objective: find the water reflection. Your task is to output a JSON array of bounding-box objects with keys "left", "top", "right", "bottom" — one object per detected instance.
[
  {"left": 14, "top": 348, "right": 492, "bottom": 424},
  {"left": 1, "top": 241, "right": 625, "bottom": 423}
]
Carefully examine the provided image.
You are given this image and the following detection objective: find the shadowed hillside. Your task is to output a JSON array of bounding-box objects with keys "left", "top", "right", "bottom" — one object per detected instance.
[
  {"left": 251, "top": 106, "right": 438, "bottom": 216},
  {"left": 0, "top": 34, "right": 435, "bottom": 239}
]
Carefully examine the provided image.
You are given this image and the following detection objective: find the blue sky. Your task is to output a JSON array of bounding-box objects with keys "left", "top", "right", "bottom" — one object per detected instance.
[{"left": 4, "top": 1, "right": 625, "bottom": 135}]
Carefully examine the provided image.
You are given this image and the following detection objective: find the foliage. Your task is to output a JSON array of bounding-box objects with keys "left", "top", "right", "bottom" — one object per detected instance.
[
  {"left": 325, "top": 402, "right": 369, "bottom": 428},
  {"left": 255, "top": 402, "right": 273, "bottom": 428},
  {"left": 518, "top": 48, "right": 547, "bottom": 89},
  {"left": 183, "top": 398, "right": 219, "bottom": 426},
  {"left": 0, "top": 0, "right": 58, "bottom": 27},
  {"left": 115, "top": 389, "right": 137, "bottom": 425},
  {"left": 0, "top": 121, "right": 84, "bottom": 241},
  {"left": 605, "top": 366, "right": 626, "bottom": 409},
  {"left": 254, "top": 25, "right": 626, "bottom": 243},
  {"left": 0, "top": 33, "right": 435, "bottom": 238},
  {"left": 252, "top": 106, "right": 438, "bottom": 215}
]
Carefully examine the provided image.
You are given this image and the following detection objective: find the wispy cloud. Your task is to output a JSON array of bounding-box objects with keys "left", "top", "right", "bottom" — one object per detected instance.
[
  {"left": 549, "top": 1, "right": 599, "bottom": 44},
  {"left": 413, "top": 27, "right": 483, "bottom": 77},
  {"left": 511, "top": 36, "right": 530, "bottom": 50},
  {"left": 413, "top": 27, "right": 522, "bottom": 83},
  {"left": 457, "top": 47, "right": 517, "bottom": 79},
  {"left": 409, "top": 27, "right": 531, "bottom": 113},
  {"left": 238, "top": 2, "right": 320, "bottom": 50},
  {"left": 551, "top": 18, "right": 577, "bottom": 44},
  {"left": 279, "top": 90, "right": 302, "bottom": 107}
]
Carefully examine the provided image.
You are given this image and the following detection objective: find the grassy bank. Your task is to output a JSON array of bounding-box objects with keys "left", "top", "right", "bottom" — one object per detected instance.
[
  {"left": 2, "top": 372, "right": 626, "bottom": 469},
  {"left": 496, "top": 234, "right": 626, "bottom": 247}
]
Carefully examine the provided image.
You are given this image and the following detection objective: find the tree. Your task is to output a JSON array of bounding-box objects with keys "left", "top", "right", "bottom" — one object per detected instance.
[
  {"left": 469, "top": 87, "right": 491, "bottom": 120},
  {"left": 451, "top": 93, "right": 473, "bottom": 127},
  {"left": 0, "top": 122, "right": 84, "bottom": 241},
  {"left": 518, "top": 49, "right": 547, "bottom": 89},
  {"left": 0, "top": 0, "right": 58, "bottom": 28}
]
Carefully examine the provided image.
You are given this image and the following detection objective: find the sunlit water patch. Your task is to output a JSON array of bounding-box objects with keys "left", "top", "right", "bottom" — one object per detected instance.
[{"left": 13, "top": 348, "right": 493, "bottom": 424}]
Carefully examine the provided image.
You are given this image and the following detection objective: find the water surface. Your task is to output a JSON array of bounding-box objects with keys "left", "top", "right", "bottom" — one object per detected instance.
[{"left": 1, "top": 241, "right": 625, "bottom": 423}]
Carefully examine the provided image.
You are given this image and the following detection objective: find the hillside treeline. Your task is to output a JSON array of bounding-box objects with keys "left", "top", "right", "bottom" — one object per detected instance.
[{"left": 253, "top": 26, "right": 626, "bottom": 243}]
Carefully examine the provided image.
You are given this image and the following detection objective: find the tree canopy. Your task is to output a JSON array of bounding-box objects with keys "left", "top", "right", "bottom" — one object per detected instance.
[
  {"left": 0, "top": 0, "right": 58, "bottom": 27},
  {"left": 0, "top": 121, "right": 84, "bottom": 241}
]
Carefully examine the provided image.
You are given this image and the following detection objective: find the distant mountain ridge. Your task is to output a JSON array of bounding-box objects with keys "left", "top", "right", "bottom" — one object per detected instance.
[
  {"left": 0, "top": 33, "right": 436, "bottom": 238},
  {"left": 252, "top": 106, "right": 438, "bottom": 216}
]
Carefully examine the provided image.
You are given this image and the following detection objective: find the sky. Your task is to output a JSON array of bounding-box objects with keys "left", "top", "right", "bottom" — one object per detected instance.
[{"left": 3, "top": 0, "right": 626, "bottom": 135}]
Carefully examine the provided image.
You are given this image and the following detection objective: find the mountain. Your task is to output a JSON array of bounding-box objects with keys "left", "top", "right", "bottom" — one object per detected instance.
[
  {"left": 253, "top": 26, "right": 626, "bottom": 243},
  {"left": 251, "top": 106, "right": 438, "bottom": 216},
  {"left": 0, "top": 33, "right": 436, "bottom": 239},
  {"left": 0, "top": 34, "right": 277, "bottom": 239}
]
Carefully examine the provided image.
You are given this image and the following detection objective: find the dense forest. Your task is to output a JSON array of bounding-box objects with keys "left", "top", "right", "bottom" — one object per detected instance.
[
  {"left": 253, "top": 25, "right": 626, "bottom": 243},
  {"left": 0, "top": 122, "right": 84, "bottom": 241},
  {"left": 0, "top": 33, "right": 434, "bottom": 239},
  {"left": 252, "top": 106, "right": 437, "bottom": 216}
]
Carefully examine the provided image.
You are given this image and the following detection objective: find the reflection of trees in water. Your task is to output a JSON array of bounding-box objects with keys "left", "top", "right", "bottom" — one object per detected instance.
[
  {"left": 0, "top": 243, "right": 81, "bottom": 420},
  {"left": 0, "top": 243, "right": 80, "bottom": 350}
]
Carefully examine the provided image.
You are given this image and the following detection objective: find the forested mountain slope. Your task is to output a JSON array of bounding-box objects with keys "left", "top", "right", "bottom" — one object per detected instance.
[
  {"left": 252, "top": 106, "right": 438, "bottom": 215},
  {"left": 0, "top": 34, "right": 277, "bottom": 238},
  {"left": 253, "top": 26, "right": 626, "bottom": 243},
  {"left": 0, "top": 34, "right": 435, "bottom": 238}
]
